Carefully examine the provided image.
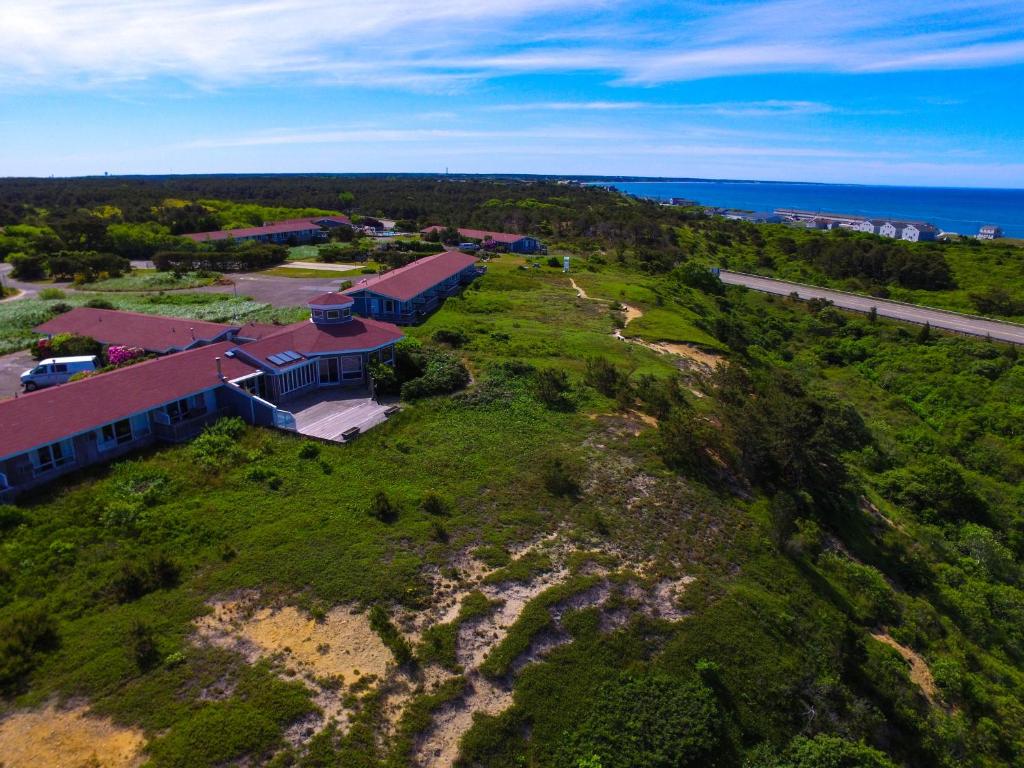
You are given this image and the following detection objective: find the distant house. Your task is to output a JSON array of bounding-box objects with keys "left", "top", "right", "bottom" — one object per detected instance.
[
  {"left": 978, "top": 224, "right": 1003, "bottom": 240},
  {"left": 902, "top": 223, "right": 938, "bottom": 242},
  {"left": 35, "top": 307, "right": 238, "bottom": 354},
  {"left": 182, "top": 219, "right": 331, "bottom": 245},
  {"left": 421, "top": 226, "right": 544, "bottom": 254},
  {"left": 856, "top": 219, "right": 885, "bottom": 234},
  {"left": 879, "top": 221, "right": 906, "bottom": 239},
  {"left": 1, "top": 298, "right": 404, "bottom": 500},
  {"left": 344, "top": 251, "right": 483, "bottom": 324}
]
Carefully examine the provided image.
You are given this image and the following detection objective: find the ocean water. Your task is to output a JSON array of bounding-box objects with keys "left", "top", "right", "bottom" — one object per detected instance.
[{"left": 603, "top": 180, "right": 1024, "bottom": 238}]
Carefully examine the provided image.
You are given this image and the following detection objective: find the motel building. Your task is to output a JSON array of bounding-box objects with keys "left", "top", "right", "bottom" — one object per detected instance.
[{"left": 0, "top": 250, "right": 487, "bottom": 501}]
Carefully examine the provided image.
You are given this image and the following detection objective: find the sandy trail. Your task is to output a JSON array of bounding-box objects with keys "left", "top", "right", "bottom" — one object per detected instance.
[
  {"left": 0, "top": 702, "right": 147, "bottom": 768},
  {"left": 871, "top": 631, "right": 940, "bottom": 706}
]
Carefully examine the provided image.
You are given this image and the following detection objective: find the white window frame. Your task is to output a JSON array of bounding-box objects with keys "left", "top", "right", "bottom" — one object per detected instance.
[
  {"left": 99, "top": 418, "right": 134, "bottom": 450},
  {"left": 327, "top": 310, "right": 340, "bottom": 320},
  {"left": 32, "top": 439, "right": 74, "bottom": 474}
]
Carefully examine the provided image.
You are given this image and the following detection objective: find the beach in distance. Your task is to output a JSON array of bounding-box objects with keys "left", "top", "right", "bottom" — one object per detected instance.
[{"left": 605, "top": 180, "right": 1024, "bottom": 238}]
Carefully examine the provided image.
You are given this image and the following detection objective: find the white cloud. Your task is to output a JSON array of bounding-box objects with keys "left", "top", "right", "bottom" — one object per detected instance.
[{"left": 0, "top": 0, "right": 1021, "bottom": 89}]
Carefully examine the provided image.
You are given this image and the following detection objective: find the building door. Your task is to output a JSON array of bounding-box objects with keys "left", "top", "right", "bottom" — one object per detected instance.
[{"left": 318, "top": 357, "right": 341, "bottom": 385}]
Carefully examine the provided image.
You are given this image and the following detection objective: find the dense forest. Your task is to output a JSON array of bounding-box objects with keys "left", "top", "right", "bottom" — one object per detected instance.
[{"left": 1, "top": 176, "right": 1022, "bottom": 768}]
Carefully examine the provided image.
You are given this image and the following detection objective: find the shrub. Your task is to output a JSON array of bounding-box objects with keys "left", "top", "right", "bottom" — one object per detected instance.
[
  {"left": 190, "top": 418, "right": 246, "bottom": 470},
  {"left": 419, "top": 492, "right": 448, "bottom": 516},
  {"left": 400, "top": 352, "right": 470, "bottom": 400},
  {"left": 368, "top": 491, "right": 400, "bottom": 523},
  {"left": 542, "top": 457, "right": 580, "bottom": 498},
  {"left": 8, "top": 252, "right": 46, "bottom": 280},
  {"left": 559, "top": 675, "right": 722, "bottom": 768},
  {"left": 38, "top": 287, "right": 66, "bottom": 300},
  {"left": 533, "top": 367, "right": 573, "bottom": 410},
  {"left": 106, "top": 345, "right": 146, "bottom": 366},
  {"left": 432, "top": 328, "right": 469, "bottom": 347},
  {"left": 368, "top": 360, "right": 398, "bottom": 395},
  {"left": 32, "top": 332, "right": 101, "bottom": 360},
  {"left": 110, "top": 553, "right": 181, "bottom": 603},
  {"left": 584, "top": 356, "right": 627, "bottom": 398},
  {"left": 298, "top": 442, "right": 321, "bottom": 460},
  {"left": 84, "top": 297, "right": 115, "bottom": 310},
  {"left": 0, "top": 606, "right": 60, "bottom": 693},
  {"left": 368, "top": 605, "right": 415, "bottom": 666}
]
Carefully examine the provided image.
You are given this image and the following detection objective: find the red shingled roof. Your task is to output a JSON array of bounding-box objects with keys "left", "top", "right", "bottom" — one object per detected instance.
[
  {"left": 0, "top": 342, "right": 258, "bottom": 461},
  {"left": 344, "top": 251, "right": 478, "bottom": 302},
  {"left": 421, "top": 226, "right": 531, "bottom": 244},
  {"left": 235, "top": 318, "right": 403, "bottom": 368},
  {"left": 308, "top": 292, "right": 354, "bottom": 306},
  {"left": 181, "top": 221, "right": 325, "bottom": 242},
  {"left": 34, "top": 308, "right": 236, "bottom": 353}
]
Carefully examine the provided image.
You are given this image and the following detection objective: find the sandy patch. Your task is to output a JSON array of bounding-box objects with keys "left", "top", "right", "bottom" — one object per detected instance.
[
  {"left": 621, "top": 304, "right": 643, "bottom": 325},
  {"left": 871, "top": 631, "right": 939, "bottom": 705},
  {"left": 196, "top": 601, "right": 392, "bottom": 685},
  {"left": 0, "top": 702, "right": 146, "bottom": 768},
  {"left": 568, "top": 278, "right": 589, "bottom": 299}
]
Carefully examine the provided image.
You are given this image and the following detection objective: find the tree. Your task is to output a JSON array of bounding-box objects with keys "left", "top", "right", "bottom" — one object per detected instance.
[
  {"left": 916, "top": 322, "right": 931, "bottom": 343},
  {"left": 533, "top": 367, "right": 573, "bottom": 410},
  {"left": 560, "top": 675, "right": 722, "bottom": 768}
]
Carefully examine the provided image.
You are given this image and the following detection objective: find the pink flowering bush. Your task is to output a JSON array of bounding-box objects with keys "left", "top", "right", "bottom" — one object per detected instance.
[{"left": 106, "top": 345, "right": 146, "bottom": 367}]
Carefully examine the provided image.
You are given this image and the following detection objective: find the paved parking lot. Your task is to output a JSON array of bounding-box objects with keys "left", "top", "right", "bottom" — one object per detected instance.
[
  {"left": 0, "top": 351, "right": 34, "bottom": 400},
  {"left": 197, "top": 272, "right": 348, "bottom": 307}
]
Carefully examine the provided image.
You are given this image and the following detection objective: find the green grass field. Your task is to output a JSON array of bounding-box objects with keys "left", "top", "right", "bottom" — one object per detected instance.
[
  {"left": 74, "top": 270, "right": 220, "bottom": 292},
  {"left": 2, "top": 249, "right": 1023, "bottom": 768}
]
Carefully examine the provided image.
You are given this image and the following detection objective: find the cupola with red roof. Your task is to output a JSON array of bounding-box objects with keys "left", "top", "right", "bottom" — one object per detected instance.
[{"left": 308, "top": 292, "right": 354, "bottom": 325}]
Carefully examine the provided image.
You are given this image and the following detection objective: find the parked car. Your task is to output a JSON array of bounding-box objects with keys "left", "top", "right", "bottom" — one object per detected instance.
[
  {"left": 458, "top": 242, "right": 481, "bottom": 252},
  {"left": 21, "top": 355, "right": 99, "bottom": 391}
]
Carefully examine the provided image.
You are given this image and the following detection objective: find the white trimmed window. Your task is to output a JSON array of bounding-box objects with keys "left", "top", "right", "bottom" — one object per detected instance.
[
  {"left": 380, "top": 345, "right": 394, "bottom": 364},
  {"left": 32, "top": 439, "right": 74, "bottom": 474},
  {"left": 99, "top": 419, "right": 134, "bottom": 450},
  {"left": 327, "top": 310, "right": 340, "bottom": 320}
]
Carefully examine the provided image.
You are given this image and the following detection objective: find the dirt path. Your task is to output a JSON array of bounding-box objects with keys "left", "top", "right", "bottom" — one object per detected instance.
[
  {"left": 568, "top": 277, "right": 590, "bottom": 299},
  {"left": 871, "top": 631, "right": 940, "bottom": 706},
  {"left": 0, "top": 702, "right": 147, "bottom": 768}
]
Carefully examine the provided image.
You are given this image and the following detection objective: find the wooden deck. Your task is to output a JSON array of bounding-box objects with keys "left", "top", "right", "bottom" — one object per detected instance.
[{"left": 285, "top": 389, "right": 396, "bottom": 443}]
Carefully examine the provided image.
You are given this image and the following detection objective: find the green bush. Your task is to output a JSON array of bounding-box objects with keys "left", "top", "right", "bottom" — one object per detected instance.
[
  {"left": 419, "top": 492, "right": 448, "bottom": 516},
  {"left": 749, "top": 734, "right": 899, "bottom": 768},
  {"left": 109, "top": 553, "right": 181, "bottom": 603},
  {"left": 368, "top": 491, "right": 400, "bottom": 523},
  {"left": 584, "top": 356, "right": 627, "bottom": 398},
  {"left": 542, "top": 457, "right": 580, "bottom": 498},
  {"left": 38, "top": 287, "right": 66, "bottom": 300},
  {"left": 533, "top": 367, "right": 573, "bottom": 410},
  {"left": 431, "top": 328, "right": 469, "bottom": 347},
  {"left": 558, "top": 675, "right": 722, "bottom": 768},
  {"left": 190, "top": 418, "right": 246, "bottom": 470},
  {"left": 8, "top": 252, "right": 46, "bottom": 280},
  {"left": 31, "top": 332, "right": 102, "bottom": 361},
  {"left": 0, "top": 605, "right": 60, "bottom": 693},
  {"left": 368, "top": 605, "right": 415, "bottom": 667},
  {"left": 400, "top": 351, "right": 470, "bottom": 400}
]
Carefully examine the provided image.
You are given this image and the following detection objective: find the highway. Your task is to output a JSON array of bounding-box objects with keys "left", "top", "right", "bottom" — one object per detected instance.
[{"left": 719, "top": 270, "right": 1024, "bottom": 345}]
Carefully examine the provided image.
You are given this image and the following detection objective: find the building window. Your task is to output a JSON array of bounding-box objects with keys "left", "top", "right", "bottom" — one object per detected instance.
[
  {"left": 278, "top": 363, "right": 315, "bottom": 395},
  {"left": 327, "top": 310, "right": 340, "bottom": 320},
  {"left": 383, "top": 300, "right": 395, "bottom": 313},
  {"left": 341, "top": 355, "right": 363, "bottom": 380},
  {"left": 312, "top": 309, "right": 324, "bottom": 319},
  {"left": 380, "top": 345, "right": 394, "bottom": 364},
  {"left": 164, "top": 397, "right": 197, "bottom": 424},
  {"left": 341, "top": 308, "right": 351, "bottom": 320},
  {"left": 0, "top": 472, "right": 8, "bottom": 490},
  {"left": 32, "top": 440, "right": 74, "bottom": 474},
  {"left": 100, "top": 418, "right": 134, "bottom": 449}
]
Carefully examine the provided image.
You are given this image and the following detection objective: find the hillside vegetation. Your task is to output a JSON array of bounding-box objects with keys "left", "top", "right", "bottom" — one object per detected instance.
[{"left": 0, "top": 178, "right": 1022, "bottom": 768}]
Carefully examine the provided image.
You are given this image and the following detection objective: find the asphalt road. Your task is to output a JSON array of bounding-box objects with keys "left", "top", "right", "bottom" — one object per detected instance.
[
  {"left": 196, "top": 273, "right": 348, "bottom": 306},
  {"left": 0, "top": 351, "right": 35, "bottom": 400},
  {"left": 719, "top": 270, "right": 1024, "bottom": 345}
]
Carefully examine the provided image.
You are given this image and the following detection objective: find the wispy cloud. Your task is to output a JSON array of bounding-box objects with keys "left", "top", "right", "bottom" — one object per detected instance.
[{"left": 0, "top": 0, "right": 1022, "bottom": 90}]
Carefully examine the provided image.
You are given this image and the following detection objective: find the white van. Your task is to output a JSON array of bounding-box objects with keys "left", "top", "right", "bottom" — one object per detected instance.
[{"left": 21, "top": 355, "right": 99, "bottom": 391}]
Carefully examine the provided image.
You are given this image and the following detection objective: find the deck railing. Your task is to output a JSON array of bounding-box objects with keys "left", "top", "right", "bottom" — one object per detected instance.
[{"left": 153, "top": 408, "right": 228, "bottom": 443}]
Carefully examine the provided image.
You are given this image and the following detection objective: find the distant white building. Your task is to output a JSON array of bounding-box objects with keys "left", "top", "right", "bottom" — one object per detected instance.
[
  {"left": 856, "top": 219, "right": 885, "bottom": 234},
  {"left": 978, "top": 224, "right": 1003, "bottom": 240},
  {"left": 879, "top": 221, "right": 905, "bottom": 239},
  {"left": 902, "top": 223, "right": 938, "bottom": 242}
]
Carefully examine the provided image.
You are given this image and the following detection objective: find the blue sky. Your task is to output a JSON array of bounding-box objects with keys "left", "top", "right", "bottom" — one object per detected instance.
[{"left": 1, "top": 0, "right": 1022, "bottom": 186}]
